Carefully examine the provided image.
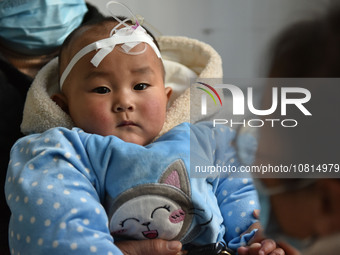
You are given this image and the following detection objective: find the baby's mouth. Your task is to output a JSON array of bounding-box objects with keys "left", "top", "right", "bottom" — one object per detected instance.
[{"left": 117, "top": 120, "right": 138, "bottom": 127}]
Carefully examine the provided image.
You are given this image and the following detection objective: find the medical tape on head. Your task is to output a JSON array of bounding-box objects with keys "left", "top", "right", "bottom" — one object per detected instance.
[{"left": 59, "top": 26, "right": 162, "bottom": 90}]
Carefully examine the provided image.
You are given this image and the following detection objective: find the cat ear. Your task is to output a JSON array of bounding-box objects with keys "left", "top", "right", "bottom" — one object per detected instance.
[{"left": 159, "top": 159, "right": 191, "bottom": 197}]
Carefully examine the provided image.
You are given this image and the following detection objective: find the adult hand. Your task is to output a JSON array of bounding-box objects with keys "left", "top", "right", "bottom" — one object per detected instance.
[{"left": 116, "top": 239, "right": 182, "bottom": 255}]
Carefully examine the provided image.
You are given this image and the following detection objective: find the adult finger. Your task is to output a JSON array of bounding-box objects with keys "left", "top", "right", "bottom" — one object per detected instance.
[
  {"left": 116, "top": 239, "right": 182, "bottom": 255},
  {"left": 237, "top": 243, "right": 262, "bottom": 255},
  {"left": 268, "top": 248, "right": 285, "bottom": 255},
  {"left": 258, "top": 239, "right": 277, "bottom": 255}
]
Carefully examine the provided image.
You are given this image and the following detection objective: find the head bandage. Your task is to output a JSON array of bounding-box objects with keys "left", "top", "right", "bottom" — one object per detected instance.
[{"left": 59, "top": 1, "right": 161, "bottom": 90}]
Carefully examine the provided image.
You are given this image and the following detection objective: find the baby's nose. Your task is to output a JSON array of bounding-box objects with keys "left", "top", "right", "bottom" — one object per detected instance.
[
  {"left": 114, "top": 104, "right": 134, "bottom": 112},
  {"left": 113, "top": 98, "right": 134, "bottom": 112}
]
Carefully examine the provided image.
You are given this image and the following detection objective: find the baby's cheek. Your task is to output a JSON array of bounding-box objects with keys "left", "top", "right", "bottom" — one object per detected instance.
[
  {"left": 72, "top": 101, "right": 111, "bottom": 131},
  {"left": 143, "top": 99, "right": 167, "bottom": 122},
  {"left": 169, "top": 209, "right": 185, "bottom": 224}
]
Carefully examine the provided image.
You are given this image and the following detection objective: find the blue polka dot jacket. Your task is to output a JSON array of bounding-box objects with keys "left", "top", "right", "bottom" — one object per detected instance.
[{"left": 6, "top": 122, "right": 259, "bottom": 254}]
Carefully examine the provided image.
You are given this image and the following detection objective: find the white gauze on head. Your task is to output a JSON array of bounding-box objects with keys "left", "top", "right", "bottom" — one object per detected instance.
[{"left": 59, "top": 1, "right": 161, "bottom": 90}]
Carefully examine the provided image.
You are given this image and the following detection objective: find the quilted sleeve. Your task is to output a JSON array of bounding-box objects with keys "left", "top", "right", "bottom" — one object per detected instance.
[
  {"left": 216, "top": 177, "right": 259, "bottom": 250},
  {"left": 211, "top": 124, "right": 260, "bottom": 250},
  {"left": 5, "top": 128, "right": 123, "bottom": 255},
  {"left": 192, "top": 122, "right": 260, "bottom": 250}
]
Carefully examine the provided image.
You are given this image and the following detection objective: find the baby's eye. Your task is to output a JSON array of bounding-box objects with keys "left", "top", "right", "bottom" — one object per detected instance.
[
  {"left": 134, "top": 83, "right": 149, "bottom": 91},
  {"left": 92, "top": 87, "right": 111, "bottom": 94}
]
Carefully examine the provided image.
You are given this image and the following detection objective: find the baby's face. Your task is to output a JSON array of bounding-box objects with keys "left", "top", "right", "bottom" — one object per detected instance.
[{"left": 60, "top": 29, "right": 171, "bottom": 145}]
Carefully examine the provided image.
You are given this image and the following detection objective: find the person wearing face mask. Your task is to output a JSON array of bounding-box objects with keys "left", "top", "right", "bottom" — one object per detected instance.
[
  {"left": 250, "top": 4, "right": 340, "bottom": 255},
  {"left": 0, "top": 1, "right": 102, "bottom": 254}
]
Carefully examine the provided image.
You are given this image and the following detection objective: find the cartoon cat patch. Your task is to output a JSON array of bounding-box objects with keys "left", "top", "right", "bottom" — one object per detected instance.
[{"left": 106, "top": 159, "right": 194, "bottom": 241}]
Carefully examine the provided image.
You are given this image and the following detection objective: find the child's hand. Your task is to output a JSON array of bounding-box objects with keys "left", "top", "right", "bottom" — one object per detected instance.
[
  {"left": 237, "top": 239, "right": 285, "bottom": 255},
  {"left": 237, "top": 210, "right": 285, "bottom": 255}
]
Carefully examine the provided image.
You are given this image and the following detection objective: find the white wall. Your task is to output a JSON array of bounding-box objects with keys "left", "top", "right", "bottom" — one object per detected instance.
[{"left": 86, "top": 0, "right": 333, "bottom": 78}]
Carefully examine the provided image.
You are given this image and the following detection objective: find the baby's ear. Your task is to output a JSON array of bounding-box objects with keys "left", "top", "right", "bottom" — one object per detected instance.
[
  {"left": 51, "top": 93, "right": 69, "bottom": 114},
  {"left": 165, "top": 86, "right": 172, "bottom": 102}
]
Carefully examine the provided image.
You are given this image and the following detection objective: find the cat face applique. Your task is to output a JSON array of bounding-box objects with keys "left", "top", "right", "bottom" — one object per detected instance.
[{"left": 107, "top": 159, "right": 194, "bottom": 241}]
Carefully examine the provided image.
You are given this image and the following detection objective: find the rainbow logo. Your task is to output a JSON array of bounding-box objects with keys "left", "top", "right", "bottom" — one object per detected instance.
[{"left": 196, "top": 82, "right": 223, "bottom": 115}]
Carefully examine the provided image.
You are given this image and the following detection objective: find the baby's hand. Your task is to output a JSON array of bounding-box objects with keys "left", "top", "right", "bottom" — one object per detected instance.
[
  {"left": 237, "top": 210, "right": 285, "bottom": 255},
  {"left": 237, "top": 239, "right": 285, "bottom": 255}
]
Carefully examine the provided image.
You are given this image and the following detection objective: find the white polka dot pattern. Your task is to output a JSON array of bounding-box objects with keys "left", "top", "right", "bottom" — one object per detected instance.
[
  {"left": 5, "top": 123, "right": 259, "bottom": 254},
  {"left": 5, "top": 128, "right": 122, "bottom": 254}
]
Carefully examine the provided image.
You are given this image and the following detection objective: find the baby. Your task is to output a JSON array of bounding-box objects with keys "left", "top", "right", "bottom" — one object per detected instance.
[
  {"left": 54, "top": 16, "right": 169, "bottom": 147},
  {"left": 6, "top": 14, "right": 281, "bottom": 255}
]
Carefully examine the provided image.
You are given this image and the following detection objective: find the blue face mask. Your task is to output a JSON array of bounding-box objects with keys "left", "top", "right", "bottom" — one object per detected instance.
[
  {"left": 255, "top": 179, "right": 316, "bottom": 252},
  {"left": 0, "top": 0, "right": 88, "bottom": 55}
]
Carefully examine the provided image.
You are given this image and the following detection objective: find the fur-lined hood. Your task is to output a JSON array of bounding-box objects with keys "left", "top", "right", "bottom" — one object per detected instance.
[{"left": 21, "top": 36, "right": 223, "bottom": 137}]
